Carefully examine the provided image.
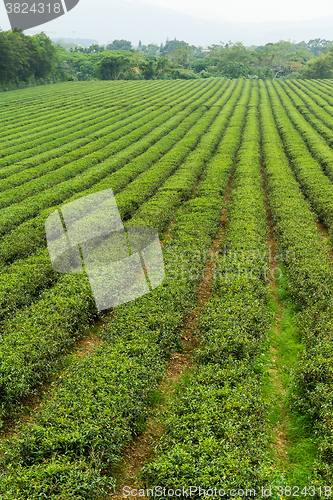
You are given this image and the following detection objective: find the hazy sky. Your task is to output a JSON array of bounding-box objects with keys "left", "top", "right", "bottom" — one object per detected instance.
[
  {"left": 1, "top": 0, "right": 332, "bottom": 31},
  {"left": 127, "top": 0, "right": 332, "bottom": 23},
  {"left": 1, "top": 0, "right": 333, "bottom": 45}
]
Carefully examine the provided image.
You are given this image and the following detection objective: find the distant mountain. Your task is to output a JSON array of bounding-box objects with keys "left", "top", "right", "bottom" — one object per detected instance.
[{"left": 4, "top": 0, "right": 333, "bottom": 46}]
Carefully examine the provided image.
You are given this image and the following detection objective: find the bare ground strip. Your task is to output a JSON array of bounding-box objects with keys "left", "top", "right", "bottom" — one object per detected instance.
[
  {"left": 107, "top": 173, "right": 235, "bottom": 499},
  {"left": 259, "top": 104, "right": 289, "bottom": 467}
]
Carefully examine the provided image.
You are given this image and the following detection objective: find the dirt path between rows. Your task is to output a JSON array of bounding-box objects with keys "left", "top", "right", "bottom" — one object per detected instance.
[
  {"left": 259, "top": 99, "right": 289, "bottom": 467},
  {"left": 0, "top": 324, "right": 105, "bottom": 442},
  {"left": 107, "top": 173, "right": 235, "bottom": 499},
  {"left": 0, "top": 174, "right": 216, "bottom": 444},
  {"left": 316, "top": 219, "right": 333, "bottom": 260},
  {"left": 262, "top": 172, "right": 289, "bottom": 466}
]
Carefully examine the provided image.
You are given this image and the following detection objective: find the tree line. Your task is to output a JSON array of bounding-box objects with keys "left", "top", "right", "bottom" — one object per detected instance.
[
  {"left": 1, "top": 29, "right": 333, "bottom": 90},
  {"left": 0, "top": 29, "right": 59, "bottom": 89}
]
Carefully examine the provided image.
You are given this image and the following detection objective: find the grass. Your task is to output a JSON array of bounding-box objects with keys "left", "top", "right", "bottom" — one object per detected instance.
[{"left": 261, "top": 264, "right": 318, "bottom": 493}]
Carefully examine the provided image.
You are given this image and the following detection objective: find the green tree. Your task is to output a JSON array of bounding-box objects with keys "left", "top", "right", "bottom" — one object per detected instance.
[
  {"left": 191, "top": 58, "right": 213, "bottom": 73},
  {"left": 29, "top": 32, "right": 59, "bottom": 79},
  {"left": 106, "top": 39, "right": 132, "bottom": 51},
  {"left": 306, "top": 38, "right": 333, "bottom": 56},
  {"left": 302, "top": 48, "right": 333, "bottom": 78},
  {"left": 253, "top": 40, "right": 311, "bottom": 78},
  {"left": 138, "top": 56, "right": 157, "bottom": 79},
  {"left": 0, "top": 30, "right": 28, "bottom": 88},
  {"left": 141, "top": 44, "right": 159, "bottom": 56},
  {"left": 0, "top": 29, "right": 62, "bottom": 89},
  {"left": 162, "top": 39, "right": 188, "bottom": 54},
  {"left": 60, "top": 51, "right": 98, "bottom": 80},
  {"left": 156, "top": 56, "right": 171, "bottom": 79},
  {"left": 222, "top": 61, "right": 250, "bottom": 78},
  {"left": 73, "top": 44, "right": 105, "bottom": 53},
  {"left": 171, "top": 45, "right": 195, "bottom": 69},
  {"left": 94, "top": 52, "right": 132, "bottom": 80},
  {"left": 209, "top": 41, "right": 251, "bottom": 67}
]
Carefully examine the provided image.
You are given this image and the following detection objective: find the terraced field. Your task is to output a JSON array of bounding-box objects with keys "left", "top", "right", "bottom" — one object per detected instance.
[{"left": 1, "top": 79, "right": 333, "bottom": 499}]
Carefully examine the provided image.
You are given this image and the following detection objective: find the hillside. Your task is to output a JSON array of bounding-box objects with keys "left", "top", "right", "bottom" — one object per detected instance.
[{"left": 0, "top": 79, "right": 333, "bottom": 497}]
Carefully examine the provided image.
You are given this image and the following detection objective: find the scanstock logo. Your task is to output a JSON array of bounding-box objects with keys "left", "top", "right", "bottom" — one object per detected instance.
[
  {"left": 45, "top": 189, "right": 165, "bottom": 312},
  {"left": 4, "top": 0, "right": 80, "bottom": 31}
]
